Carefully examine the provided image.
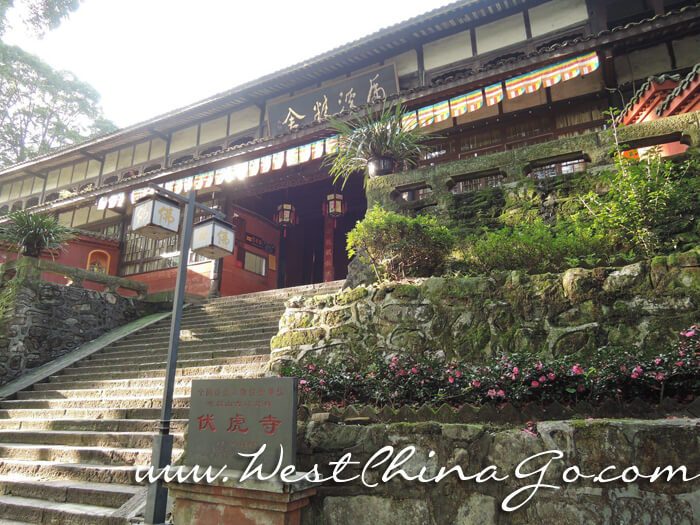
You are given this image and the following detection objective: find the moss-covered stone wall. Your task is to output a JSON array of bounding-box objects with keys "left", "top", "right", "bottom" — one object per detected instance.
[
  {"left": 269, "top": 249, "right": 699, "bottom": 370},
  {"left": 366, "top": 112, "right": 700, "bottom": 215},
  {"left": 297, "top": 419, "right": 699, "bottom": 525},
  {"left": 0, "top": 257, "right": 157, "bottom": 385}
]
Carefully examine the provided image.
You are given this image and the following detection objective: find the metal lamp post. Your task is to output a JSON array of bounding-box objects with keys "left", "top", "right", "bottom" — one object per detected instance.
[{"left": 138, "top": 185, "right": 229, "bottom": 524}]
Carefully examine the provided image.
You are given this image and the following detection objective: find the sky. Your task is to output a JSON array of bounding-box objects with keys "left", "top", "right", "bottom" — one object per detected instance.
[{"left": 4, "top": 0, "right": 449, "bottom": 128}]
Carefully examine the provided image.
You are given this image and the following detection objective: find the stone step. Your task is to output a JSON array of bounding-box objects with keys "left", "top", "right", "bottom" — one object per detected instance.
[
  {"left": 19, "top": 384, "right": 198, "bottom": 401},
  {"left": 1, "top": 394, "right": 197, "bottom": 411},
  {"left": 0, "top": 477, "right": 140, "bottom": 509},
  {"left": 182, "top": 302, "right": 286, "bottom": 315},
  {"left": 57, "top": 355, "right": 268, "bottom": 378},
  {"left": 0, "top": 459, "right": 144, "bottom": 485},
  {"left": 131, "top": 316, "right": 283, "bottom": 337},
  {"left": 52, "top": 363, "right": 266, "bottom": 383},
  {"left": 204, "top": 281, "right": 343, "bottom": 304},
  {"left": 101, "top": 332, "right": 276, "bottom": 352},
  {"left": 0, "top": 442, "right": 167, "bottom": 466},
  {"left": 0, "top": 419, "right": 187, "bottom": 434},
  {"left": 0, "top": 430, "right": 184, "bottom": 450},
  {"left": 33, "top": 373, "right": 242, "bottom": 392},
  {"left": 88, "top": 345, "right": 269, "bottom": 363},
  {"left": 99, "top": 337, "right": 273, "bottom": 354},
  {"left": 74, "top": 347, "right": 268, "bottom": 369},
  {"left": 0, "top": 407, "right": 190, "bottom": 421},
  {"left": 0, "top": 493, "right": 128, "bottom": 525},
  {"left": 177, "top": 309, "right": 284, "bottom": 324}
]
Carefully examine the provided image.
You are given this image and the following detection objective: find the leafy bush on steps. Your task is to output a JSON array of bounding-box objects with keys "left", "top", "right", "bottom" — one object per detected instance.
[
  {"left": 282, "top": 326, "right": 699, "bottom": 409},
  {"left": 346, "top": 206, "right": 454, "bottom": 281}
]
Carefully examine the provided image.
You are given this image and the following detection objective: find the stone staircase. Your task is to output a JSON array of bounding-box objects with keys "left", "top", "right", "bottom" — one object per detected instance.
[{"left": 0, "top": 281, "right": 342, "bottom": 524}]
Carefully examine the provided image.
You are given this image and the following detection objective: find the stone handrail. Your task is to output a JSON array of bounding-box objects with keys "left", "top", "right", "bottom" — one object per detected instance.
[{"left": 0, "top": 257, "right": 148, "bottom": 299}]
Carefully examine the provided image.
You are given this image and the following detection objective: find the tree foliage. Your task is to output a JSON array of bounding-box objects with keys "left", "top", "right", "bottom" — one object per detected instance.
[
  {"left": 0, "top": 42, "right": 115, "bottom": 167},
  {"left": 0, "top": 0, "right": 81, "bottom": 37}
]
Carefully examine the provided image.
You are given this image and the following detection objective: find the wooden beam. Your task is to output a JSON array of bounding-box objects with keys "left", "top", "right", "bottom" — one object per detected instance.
[
  {"left": 81, "top": 151, "right": 103, "bottom": 162},
  {"left": 149, "top": 128, "right": 170, "bottom": 142}
]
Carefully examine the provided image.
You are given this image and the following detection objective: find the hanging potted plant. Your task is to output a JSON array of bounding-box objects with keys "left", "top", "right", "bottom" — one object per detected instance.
[
  {"left": 325, "top": 102, "right": 433, "bottom": 187},
  {"left": 0, "top": 210, "right": 73, "bottom": 258}
]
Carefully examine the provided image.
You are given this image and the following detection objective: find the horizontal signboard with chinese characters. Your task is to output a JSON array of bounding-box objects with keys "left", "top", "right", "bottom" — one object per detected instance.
[
  {"left": 186, "top": 377, "right": 297, "bottom": 473},
  {"left": 268, "top": 64, "right": 398, "bottom": 135}
]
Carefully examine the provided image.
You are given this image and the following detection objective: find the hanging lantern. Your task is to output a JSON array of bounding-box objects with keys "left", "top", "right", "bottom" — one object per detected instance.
[
  {"left": 323, "top": 193, "right": 347, "bottom": 219},
  {"left": 130, "top": 195, "right": 181, "bottom": 240},
  {"left": 191, "top": 217, "right": 236, "bottom": 259},
  {"left": 274, "top": 203, "right": 298, "bottom": 237}
]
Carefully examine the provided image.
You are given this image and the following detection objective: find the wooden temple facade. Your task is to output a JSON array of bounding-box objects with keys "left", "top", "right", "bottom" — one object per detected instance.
[{"left": 0, "top": 0, "right": 699, "bottom": 298}]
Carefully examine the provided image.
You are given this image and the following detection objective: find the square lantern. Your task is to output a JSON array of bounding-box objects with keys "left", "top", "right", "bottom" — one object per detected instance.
[
  {"left": 191, "top": 217, "right": 235, "bottom": 259},
  {"left": 131, "top": 195, "right": 181, "bottom": 240}
]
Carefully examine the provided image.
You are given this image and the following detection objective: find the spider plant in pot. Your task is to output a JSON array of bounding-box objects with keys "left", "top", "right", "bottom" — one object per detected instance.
[
  {"left": 325, "top": 102, "right": 433, "bottom": 187},
  {"left": 0, "top": 210, "right": 73, "bottom": 258}
]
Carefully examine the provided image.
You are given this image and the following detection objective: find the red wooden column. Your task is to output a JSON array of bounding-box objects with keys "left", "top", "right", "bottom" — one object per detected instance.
[{"left": 323, "top": 215, "right": 334, "bottom": 282}]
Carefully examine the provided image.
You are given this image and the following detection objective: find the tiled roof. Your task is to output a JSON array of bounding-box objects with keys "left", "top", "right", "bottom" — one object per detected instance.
[
  {"left": 656, "top": 61, "right": 700, "bottom": 115},
  {"left": 619, "top": 73, "right": 682, "bottom": 121},
  {"left": 5, "top": 2, "right": 700, "bottom": 219}
]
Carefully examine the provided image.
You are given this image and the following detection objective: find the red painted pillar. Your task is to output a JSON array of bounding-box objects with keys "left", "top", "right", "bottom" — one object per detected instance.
[{"left": 323, "top": 215, "right": 334, "bottom": 282}]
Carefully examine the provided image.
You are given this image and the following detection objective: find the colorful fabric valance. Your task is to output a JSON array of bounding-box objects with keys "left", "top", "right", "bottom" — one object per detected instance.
[{"left": 485, "top": 83, "right": 504, "bottom": 106}]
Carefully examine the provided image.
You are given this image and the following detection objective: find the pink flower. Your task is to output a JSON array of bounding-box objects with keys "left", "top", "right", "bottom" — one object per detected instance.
[
  {"left": 536, "top": 362, "right": 543, "bottom": 370},
  {"left": 634, "top": 365, "right": 643, "bottom": 374},
  {"left": 531, "top": 381, "right": 540, "bottom": 388},
  {"left": 497, "top": 390, "right": 505, "bottom": 397},
  {"left": 472, "top": 380, "right": 480, "bottom": 388},
  {"left": 655, "top": 372, "right": 665, "bottom": 381},
  {"left": 319, "top": 380, "right": 326, "bottom": 386},
  {"left": 631, "top": 372, "right": 639, "bottom": 379},
  {"left": 620, "top": 365, "right": 627, "bottom": 372},
  {"left": 572, "top": 365, "right": 584, "bottom": 375},
  {"left": 299, "top": 379, "right": 307, "bottom": 385},
  {"left": 681, "top": 329, "right": 696, "bottom": 337},
  {"left": 487, "top": 389, "right": 496, "bottom": 397},
  {"left": 548, "top": 372, "right": 556, "bottom": 380},
  {"left": 539, "top": 376, "right": 546, "bottom": 383},
  {"left": 391, "top": 356, "right": 399, "bottom": 363},
  {"left": 654, "top": 358, "right": 661, "bottom": 365},
  {"left": 675, "top": 361, "right": 684, "bottom": 366},
  {"left": 411, "top": 367, "right": 418, "bottom": 374},
  {"left": 305, "top": 387, "right": 310, "bottom": 392},
  {"left": 448, "top": 376, "right": 455, "bottom": 384},
  {"left": 513, "top": 367, "right": 519, "bottom": 375},
  {"left": 308, "top": 364, "right": 316, "bottom": 371},
  {"left": 455, "top": 370, "right": 462, "bottom": 378}
]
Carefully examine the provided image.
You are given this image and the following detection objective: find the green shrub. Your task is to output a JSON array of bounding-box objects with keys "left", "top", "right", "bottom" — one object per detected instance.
[
  {"left": 456, "top": 219, "right": 615, "bottom": 274},
  {"left": 577, "top": 119, "right": 698, "bottom": 257},
  {"left": 347, "top": 206, "right": 454, "bottom": 281}
]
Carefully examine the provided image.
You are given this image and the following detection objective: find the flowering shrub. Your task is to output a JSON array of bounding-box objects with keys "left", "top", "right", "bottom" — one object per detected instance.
[{"left": 282, "top": 326, "right": 699, "bottom": 408}]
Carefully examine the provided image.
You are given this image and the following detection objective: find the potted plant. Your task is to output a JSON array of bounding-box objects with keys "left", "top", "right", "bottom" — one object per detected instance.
[
  {"left": 325, "top": 102, "right": 433, "bottom": 186},
  {"left": 0, "top": 210, "right": 73, "bottom": 258}
]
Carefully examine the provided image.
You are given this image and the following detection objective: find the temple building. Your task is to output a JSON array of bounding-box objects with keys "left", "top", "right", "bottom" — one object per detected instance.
[{"left": 0, "top": 0, "right": 698, "bottom": 298}]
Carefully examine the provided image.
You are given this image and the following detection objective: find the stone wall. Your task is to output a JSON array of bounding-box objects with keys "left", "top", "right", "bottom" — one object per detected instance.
[
  {"left": 0, "top": 257, "right": 157, "bottom": 385},
  {"left": 366, "top": 112, "right": 700, "bottom": 214},
  {"left": 296, "top": 419, "right": 699, "bottom": 525},
  {"left": 269, "top": 249, "right": 699, "bottom": 370}
]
